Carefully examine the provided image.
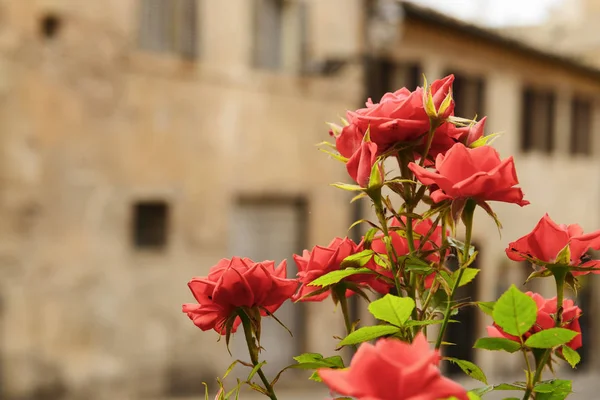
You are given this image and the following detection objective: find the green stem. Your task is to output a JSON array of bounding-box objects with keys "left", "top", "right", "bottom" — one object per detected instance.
[
  {"left": 434, "top": 201, "right": 475, "bottom": 350},
  {"left": 335, "top": 286, "right": 358, "bottom": 352},
  {"left": 374, "top": 201, "right": 404, "bottom": 296},
  {"left": 397, "top": 153, "right": 420, "bottom": 327},
  {"left": 419, "top": 118, "right": 439, "bottom": 167},
  {"left": 239, "top": 311, "right": 278, "bottom": 400},
  {"left": 521, "top": 270, "right": 567, "bottom": 400}
]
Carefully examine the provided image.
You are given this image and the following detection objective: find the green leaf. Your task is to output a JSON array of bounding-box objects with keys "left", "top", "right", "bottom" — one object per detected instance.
[
  {"left": 308, "top": 267, "right": 373, "bottom": 287},
  {"left": 368, "top": 294, "right": 415, "bottom": 326},
  {"left": 447, "top": 237, "right": 475, "bottom": 257},
  {"left": 534, "top": 379, "right": 572, "bottom": 400},
  {"left": 493, "top": 383, "right": 526, "bottom": 391},
  {"left": 561, "top": 345, "right": 581, "bottom": 368},
  {"left": 340, "top": 250, "right": 375, "bottom": 268},
  {"left": 401, "top": 256, "right": 433, "bottom": 273},
  {"left": 474, "top": 337, "right": 521, "bottom": 353},
  {"left": 470, "top": 386, "right": 494, "bottom": 397},
  {"left": 477, "top": 301, "right": 495, "bottom": 317},
  {"left": 493, "top": 285, "right": 537, "bottom": 337},
  {"left": 453, "top": 267, "right": 480, "bottom": 287},
  {"left": 405, "top": 319, "right": 446, "bottom": 327},
  {"left": 338, "top": 325, "right": 400, "bottom": 346},
  {"left": 331, "top": 182, "right": 364, "bottom": 191},
  {"left": 524, "top": 328, "right": 579, "bottom": 349},
  {"left": 467, "top": 393, "right": 482, "bottom": 400},
  {"left": 444, "top": 357, "right": 488, "bottom": 384},
  {"left": 309, "top": 371, "right": 322, "bottom": 382}
]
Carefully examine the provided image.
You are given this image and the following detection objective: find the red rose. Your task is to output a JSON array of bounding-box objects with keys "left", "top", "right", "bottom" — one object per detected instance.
[
  {"left": 182, "top": 257, "right": 298, "bottom": 333},
  {"left": 408, "top": 143, "right": 529, "bottom": 206},
  {"left": 506, "top": 214, "right": 600, "bottom": 275},
  {"left": 293, "top": 237, "right": 359, "bottom": 302},
  {"left": 318, "top": 333, "right": 468, "bottom": 400},
  {"left": 487, "top": 292, "right": 582, "bottom": 350},
  {"left": 335, "top": 76, "right": 455, "bottom": 156},
  {"left": 335, "top": 123, "right": 364, "bottom": 158},
  {"left": 346, "top": 141, "right": 378, "bottom": 187},
  {"left": 365, "top": 217, "right": 445, "bottom": 293}
]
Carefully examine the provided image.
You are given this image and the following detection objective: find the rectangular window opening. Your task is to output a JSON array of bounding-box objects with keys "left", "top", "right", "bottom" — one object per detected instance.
[
  {"left": 132, "top": 201, "right": 170, "bottom": 250},
  {"left": 138, "top": 0, "right": 198, "bottom": 59}
]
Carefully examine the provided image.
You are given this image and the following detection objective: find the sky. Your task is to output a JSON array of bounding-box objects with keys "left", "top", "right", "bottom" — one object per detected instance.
[{"left": 410, "top": 0, "right": 566, "bottom": 27}]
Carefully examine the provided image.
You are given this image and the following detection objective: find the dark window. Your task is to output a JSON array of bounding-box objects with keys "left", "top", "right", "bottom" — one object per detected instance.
[
  {"left": 133, "top": 201, "right": 169, "bottom": 249},
  {"left": 444, "top": 242, "right": 480, "bottom": 375},
  {"left": 229, "top": 196, "right": 308, "bottom": 379},
  {"left": 521, "top": 87, "right": 556, "bottom": 153},
  {"left": 253, "top": 0, "right": 308, "bottom": 72},
  {"left": 365, "top": 59, "right": 422, "bottom": 102},
  {"left": 449, "top": 72, "right": 486, "bottom": 119},
  {"left": 39, "top": 14, "right": 62, "bottom": 39},
  {"left": 138, "top": 0, "right": 198, "bottom": 59},
  {"left": 570, "top": 97, "right": 592, "bottom": 156}
]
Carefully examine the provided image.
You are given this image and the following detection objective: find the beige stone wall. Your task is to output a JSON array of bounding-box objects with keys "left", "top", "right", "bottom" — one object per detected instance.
[{"left": 0, "top": 0, "right": 363, "bottom": 398}]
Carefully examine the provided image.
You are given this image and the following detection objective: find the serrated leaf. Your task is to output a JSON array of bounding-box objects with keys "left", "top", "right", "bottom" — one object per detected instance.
[
  {"left": 338, "top": 325, "right": 400, "bottom": 346},
  {"left": 340, "top": 250, "right": 375, "bottom": 268},
  {"left": 477, "top": 301, "right": 495, "bottom": 317},
  {"left": 444, "top": 357, "right": 488, "bottom": 384},
  {"left": 493, "top": 285, "right": 537, "bottom": 337},
  {"left": 524, "top": 328, "right": 579, "bottom": 349},
  {"left": 292, "top": 353, "right": 345, "bottom": 369},
  {"left": 493, "top": 383, "right": 526, "bottom": 391},
  {"left": 474, "top": 337, "right": 521, "bottom": 353},
  {"left": 561, "top": 345, "right": 581, "bottom": 368},
  {"left": 534, "top": 379, "right": 572, "bottom": 400},
  {"left": 368, "top": 294, "right": 415, "bottom": 326},
  {"left": 308, "top": 267, "right": 374, "bottom": 287},
  {"left": 453, "top": 267, "right": 479, "bottom": 287}
]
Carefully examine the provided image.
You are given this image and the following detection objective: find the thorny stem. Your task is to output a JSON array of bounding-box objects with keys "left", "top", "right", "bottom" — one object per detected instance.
[
  {"left": 239, "top": 311, "right": 278, "bottom": 400},
  {"left": 522, "top": 270, "right": 567, "bottom": 400},
  {"left": 435, "top": 200, "right": 475, "bottom": 350}
]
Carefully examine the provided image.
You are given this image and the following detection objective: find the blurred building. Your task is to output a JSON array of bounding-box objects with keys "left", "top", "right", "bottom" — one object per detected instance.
[
  {"left": 0, "top": 1, "right": 599, "bottom": 399},
  {"left": 497, "top": 0, "right": 600, "bottom": 68}
]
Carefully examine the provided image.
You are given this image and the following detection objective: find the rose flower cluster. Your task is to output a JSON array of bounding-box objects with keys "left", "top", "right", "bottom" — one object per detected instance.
[{"left": 182, "top": 75, "right": 598, "bottom": 400}]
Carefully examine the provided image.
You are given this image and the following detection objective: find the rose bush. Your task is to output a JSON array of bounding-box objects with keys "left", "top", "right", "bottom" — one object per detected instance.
[{"left": 184, "top": 75, "right": 592, "bottom": 400}]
